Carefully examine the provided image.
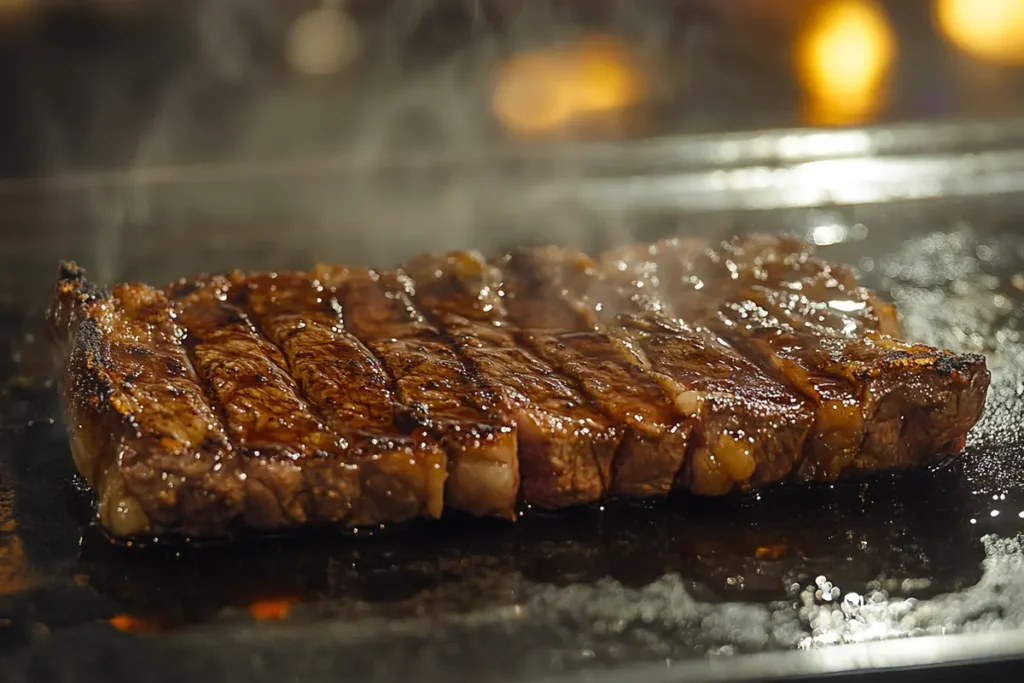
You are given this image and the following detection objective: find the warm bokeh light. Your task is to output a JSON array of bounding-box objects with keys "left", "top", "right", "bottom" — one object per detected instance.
[
  {"left": 935, "top": 0, "right": 1024, "bottom": 65},
  {"left": 287, "top": 5, "right": 362, "bottom": 76},
  {"left": 795, "top": 0, "right": 896, "bottom": 127},
  {"left": 108, "top": 614, "right": 165, "bottom": 633},
  {"left": 248, "top": 597, "right": 296, "bottom": 621},
  {"left": 492, "top": 34, "right": 645, "bottom": 138}
]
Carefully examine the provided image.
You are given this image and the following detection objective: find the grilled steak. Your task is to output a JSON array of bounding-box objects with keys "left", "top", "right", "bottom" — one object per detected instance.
[
  {"left": 401, "top": 252, "right": 619, "bottom": 507},
  {"left": 496, "top": 247, "right": 691, "bottom": 497},
  {"left": 315, "top": 265, "right": 519, "bottom": 519},
  {"left": 48, "top": 235, "right": 991, "bottom": 538},
  {"left": 602, "top": 235, "right": 988, "bottom": 481}
]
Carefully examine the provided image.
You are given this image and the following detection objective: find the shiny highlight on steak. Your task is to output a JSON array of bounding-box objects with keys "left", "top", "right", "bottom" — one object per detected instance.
[{"left": 47, "top": 235, "right": 990, "bottom": 538}]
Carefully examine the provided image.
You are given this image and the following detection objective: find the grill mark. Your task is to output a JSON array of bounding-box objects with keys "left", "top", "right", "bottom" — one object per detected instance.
[
  {"left": 317, "top": 265, "right": 519, "bottom": 520},
  {"left": 551, "top": 249, "right": 811, "bottom": 494},
  {"left": 89, "top": 284, "right": 244, "bottom": 535},
  {"left": 165, "top": 275, "right": 249, "bottom": 454},
  {"left": 611, "top": 237, "right": 972, "bottom": 482},
  {"left": 401, "top": 251, "right": 619, "bottom": 506},
  {"left": 222, "top": 279, "right": 345, "bottom": 444},
  {"left": 593, "top": 257, "right": 815, "bottom": 492},
  {"left": 602, "top": 240, "right": 867, "bottom": 481},
  {"left": 163, "top": 279, "right": 237, "bottom": 445},
  {"left": 54, "top": 251, "right": 990, "bottom": 539},
  {"left": 494, "top": 247, "right": 690, "bottom": 497},
  {"left": 168, "top": 275, "right": 358, "bottom": 529},
  {"left": 227, "top": 270, "right": 446, "bottom": 523}
]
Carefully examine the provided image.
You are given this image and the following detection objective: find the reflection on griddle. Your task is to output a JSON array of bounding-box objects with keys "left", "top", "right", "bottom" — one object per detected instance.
[{"left": 77, "top": 469, "right": 983, "bottom": 630}]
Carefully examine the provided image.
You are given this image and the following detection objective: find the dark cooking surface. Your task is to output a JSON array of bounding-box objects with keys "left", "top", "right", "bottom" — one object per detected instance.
[{"left": 3, "top": 213, "right": 1024, "bottom": 682}]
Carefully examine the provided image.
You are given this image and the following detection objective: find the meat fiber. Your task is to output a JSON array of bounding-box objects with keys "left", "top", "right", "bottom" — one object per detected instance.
[{"left": 48, "top": 236, "right": 990, "bottom": 538}]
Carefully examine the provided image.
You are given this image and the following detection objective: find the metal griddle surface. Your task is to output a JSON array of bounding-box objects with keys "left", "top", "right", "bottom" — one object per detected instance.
[{"left": 2, "top": 202, "right": 1024, "bottom": 683}]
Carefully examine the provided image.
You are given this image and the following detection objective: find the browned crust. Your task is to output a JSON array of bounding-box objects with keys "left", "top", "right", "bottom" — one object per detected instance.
[
  {"left": 47, "top": 230, "right": 993, "bottom": 539},
  {"left": 48, "top": 262, "right": 445, "bottom": 538},
  {"left": 48, "top": 262, "right": 246, "bottom": 537}
]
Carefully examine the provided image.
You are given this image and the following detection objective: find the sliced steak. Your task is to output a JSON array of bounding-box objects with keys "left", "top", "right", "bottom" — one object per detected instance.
[
  {"left": 402, "top": 251, "right": 620, "bottom": 508},
  {"left": 228, "top": 271, "right": 447, "bottom": 523},
  {"left": 545, "top": 248, "right": 813, "bottom": 494},
  {"left": 49, "top": 264, "right": 244, "bottom": 537},
  {"left": 50, "top": 232, "right": 991, "bottom": 539},
  {"left": 317, "top": 265, "right": 519, "bottom": 519},
  {"left": 167, "top": 276, "right": 365, "bottom": 530},
  {"left": 605, "top": 236, "right": 990, "bottom": 481},
  {"left": 494, "top": 247, "right": 691, "bottom": 497},
  {"left": 607, "top": 235, "right": 900, "bottom": 338}
]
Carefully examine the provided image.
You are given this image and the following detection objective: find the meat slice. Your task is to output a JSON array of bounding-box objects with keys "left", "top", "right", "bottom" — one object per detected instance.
[
  {"left": 494, "top": 247, "right": 690, "bottom": 496},
  {"left": 49, "top": 264, "right": 245, "bottom": 537},
  {"left": 167, "top": 276, "right": 372, "bottom": 530},
  {"left": 316, "top": 265, "right": 519, "bottom": 519},
  {"left": 227, "top": 271, "right": 447, "bottom": 523},
  {"left": 606, "top": 235, "right": 900, "bottom": 338},
  {"left": 542, "top": 248, "right": 813, "bottom": 494},
  {"left": 605, "top": 236, "right": 990, "bottom": 481},
  {"left": 50, "top": 233, "right": 991, "bottom": 539},
  {"left": 721, "top": 234, "right": 901, "bottom": 337},
  {"left": 402, "top": 251, "right": 620, "bottom": 507}
]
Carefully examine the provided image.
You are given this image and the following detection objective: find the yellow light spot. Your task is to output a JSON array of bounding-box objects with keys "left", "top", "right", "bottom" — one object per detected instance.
[
  {"left": 492, "top": 49, "right": 575, "bottom": 137},
  {"left": 935, "top": 0, "right": 1024, "bottom": 65},
  {"left": 569, "top": 36, "right": 644, "bottom": 115},
  {"left": 794, "top": 0, "right": 896, "bottom": 126},
  {"left": 755, "top": 543, "right": 789, "bottom": 561},
  {"left": 492, "top": 34, "right": 645, "bottom": 138}
]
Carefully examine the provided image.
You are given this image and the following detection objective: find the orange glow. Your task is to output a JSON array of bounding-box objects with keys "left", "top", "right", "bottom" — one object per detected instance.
[
  {"left": 0, "top": 535, "right": 30, "bottom": 595},
  {"left": 936, "top": 0, "right": 1024, "bottom": 65},
  {"left": 492, "top": 34, "right": 645, "bottom": 138},
  {"left": 109, "top": 614, "right": 164, "bottom": 633},
  {"left": 248, "top": 597, "right": 296, "bottom": 621},
  {"left": 795, "top": 0, "right": 896, "bottom": 126},
  {"left": 755, "top": 544, "right": 789, "bottom": 561}
]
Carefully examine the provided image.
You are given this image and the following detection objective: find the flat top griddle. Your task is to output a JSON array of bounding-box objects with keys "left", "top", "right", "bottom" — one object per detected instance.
[{"left": 3, "top": 123, "right": 1024, "bottom": 682}]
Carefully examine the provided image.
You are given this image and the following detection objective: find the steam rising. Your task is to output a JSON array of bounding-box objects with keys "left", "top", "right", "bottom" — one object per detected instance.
[{"left": 42, "top": 1, "right": 684, "bottom": 285}]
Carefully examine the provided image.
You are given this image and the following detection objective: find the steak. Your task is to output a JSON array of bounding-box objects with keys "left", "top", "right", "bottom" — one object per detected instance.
[
  {"left": 314, "top": 265, "right": 519, "bottom": 519},
  {"left": 495, "top": 247, "right": 691, "bottom": 497},
  {"left": 401, "top": 251, "right": 619, "bottom": 507},
  {"left": 602, "top": 235, "right": 988, "bottom": 481},
  {"left": 48, "top": 235, "right": 991, "bottom": 538}
]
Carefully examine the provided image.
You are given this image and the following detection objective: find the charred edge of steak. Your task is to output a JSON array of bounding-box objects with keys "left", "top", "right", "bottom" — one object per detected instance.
[{"left": 49, "top": 265, "right": 250, "bottom": 538}]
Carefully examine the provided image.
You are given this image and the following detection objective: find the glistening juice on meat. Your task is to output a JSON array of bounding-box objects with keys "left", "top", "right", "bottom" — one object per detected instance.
[{"left": 47, "top": 235, "right": 990, "bottom": 538}]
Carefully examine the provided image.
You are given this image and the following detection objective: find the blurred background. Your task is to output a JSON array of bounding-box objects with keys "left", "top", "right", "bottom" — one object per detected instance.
[
  {"left": 3, "top": 0, "right": 1024, "bottom": 301},
  {"left": 0, "top": 0, "right": 1023, "bottom": 173}
]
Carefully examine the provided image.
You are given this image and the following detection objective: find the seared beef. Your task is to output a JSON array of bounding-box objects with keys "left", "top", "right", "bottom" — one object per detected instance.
[
  {"left": 541, "top": 247, "right": 813, "bottom": 494},
  {"left": 316, "top": 265, "right": 519, "bottom": 519},
  {"left": 48, "top": 234, "right": 991, "bottom": 538},
  {"left": 495, "top": 247, "right": 691, "bottom": 497},
  {"left": 49, "top": 265, "right": 245, "bottom": 537},
  {"left": 602, "top": 235, "right": 988, "bottom": 481},
  {"left": 402, "top": 251, "right": 619, "bottom": 507},
  {"left": 227, "top": 271, "right": 447, "bottom": 524}
]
